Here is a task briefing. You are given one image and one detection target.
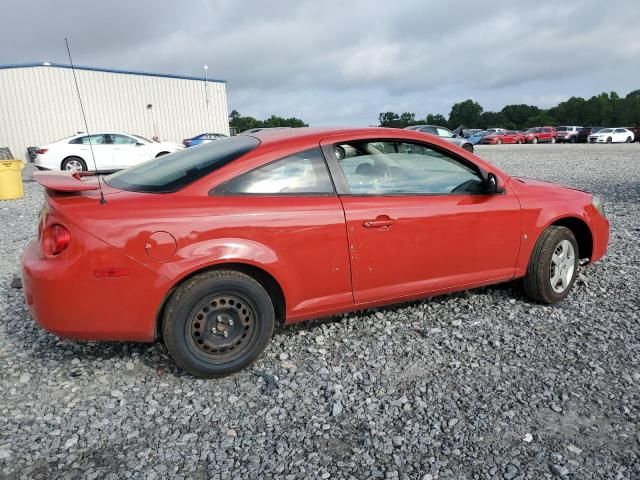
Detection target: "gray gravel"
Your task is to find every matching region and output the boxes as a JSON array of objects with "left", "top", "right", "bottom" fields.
[{"left": 1, "top": 144, "right": 639, "bottom": 479}]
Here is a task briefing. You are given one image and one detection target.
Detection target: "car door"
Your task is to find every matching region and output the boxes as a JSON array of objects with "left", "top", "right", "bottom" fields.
[
  {"left": 68, "top": 134, "right": 114, "bottom": 170},
  {"left": 321, "top": 136, "right": 522, "bottom": 304},
  {"left": 109, "top": 134, "right": 147, "bottom": 169},
  {"left": 613, "top": 129, "right": 627, "bottom": 142}
]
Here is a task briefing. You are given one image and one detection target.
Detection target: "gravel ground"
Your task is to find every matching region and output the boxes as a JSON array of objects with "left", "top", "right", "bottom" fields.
[{"left": 1, "top": 144, "right": 638, "bottom": 479}]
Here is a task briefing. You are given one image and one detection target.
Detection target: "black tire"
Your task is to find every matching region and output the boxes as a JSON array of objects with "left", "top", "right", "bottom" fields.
[
  {"left": 606, "top": 137, "right": 612, "bottom": 144},
  {"left": 61, "top": 156, "right": 87, "bottom": 172},
  {"left": 569, "top": 136, "right": 576, "bottom": 143},
  {"left": 523, "top": 226, "right": 578, "bottom": 304},
  {"left": 162, "top": 270, "right": 275, "bottom": 378},
  {"left": 156, "top": 151, "right": 170, "bottom": 158},
  {"left": 625, "top": 137, "right": 632, "bottom": 143},
  {"left": 462, "top": 143, "right": 474, "bottom": 153}
]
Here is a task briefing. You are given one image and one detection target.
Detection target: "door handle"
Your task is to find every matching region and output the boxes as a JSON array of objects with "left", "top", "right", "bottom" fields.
[{"left": 363, "top": 216, "right": 397, "bottom": 228}]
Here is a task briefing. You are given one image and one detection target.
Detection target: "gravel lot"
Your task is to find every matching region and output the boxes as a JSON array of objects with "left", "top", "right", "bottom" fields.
[{"left": 1, "top": 144, "right": 638, "bottom": 479}]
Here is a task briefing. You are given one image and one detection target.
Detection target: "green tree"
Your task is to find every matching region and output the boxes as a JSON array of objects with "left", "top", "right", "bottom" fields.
[
  {"left": 229, "top": 111, "right": 308, "bottom": 132},
  {"left": 426, "top": 113, "right": 448, "bottom": 126},
  {"left": 448, "top": 100, "right": 483, "bottom": 129}
]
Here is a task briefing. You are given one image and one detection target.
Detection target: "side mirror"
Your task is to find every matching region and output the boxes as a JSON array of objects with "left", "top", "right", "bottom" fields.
[{"left": 485, "top": 172, "right": 505, "bottom": 194}]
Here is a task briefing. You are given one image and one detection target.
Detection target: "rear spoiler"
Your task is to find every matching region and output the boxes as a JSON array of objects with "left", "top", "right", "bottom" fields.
[{"left": 32, "top": 171, "right": 100, "bottom": 192}]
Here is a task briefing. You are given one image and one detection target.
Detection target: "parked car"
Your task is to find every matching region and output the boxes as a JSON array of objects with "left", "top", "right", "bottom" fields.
[
  {"left": 588, "top": 128, "right": 635, "bottom": 143},
  {"left": 183, "top": 133, "right": 228, "bottom": 147},
  {"left": 34, "top": 133, "right": 183, "bottom": 172},
  {"left": 576, "top": 127, "right": 605, "bottom": 143},
  {"left": 463, "top": 128, "right": 483, "bottom": 138},
  {"left": 480, "top": 130, "right": 525, "bottom": 145},
  {"left": 404, "top": 125, "right": 474, "bottom": 152},
  {"left": 555, "top": 126, "right": 582, "bottom": 143},
  {"left": 468, "top": 130, "right": 490, "bottom": 145},
  {"left": 22, "top": 127, "right": 609, "bottom": 378},
  {"left": 523, "top": 127, "right": 557, "bottom": 144},
  {"left": 624, "top": 127, "right": 640, "bottom": 142}
]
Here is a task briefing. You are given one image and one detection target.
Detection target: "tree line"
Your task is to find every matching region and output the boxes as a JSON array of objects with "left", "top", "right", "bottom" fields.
[
  {"left": 229, "top": 110, "right": 308, "bottom": 133},
  {"left": 378, "top": 90, "right": 640, "bottom": 130}
]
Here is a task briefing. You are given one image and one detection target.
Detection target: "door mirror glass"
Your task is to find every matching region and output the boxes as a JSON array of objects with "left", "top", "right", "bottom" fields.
[{"left": 485, "top": 172, "right": 504, "bottom": 194}]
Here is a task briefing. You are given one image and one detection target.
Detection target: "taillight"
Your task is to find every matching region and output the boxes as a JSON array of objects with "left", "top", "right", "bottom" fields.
[
  {"left": 36, "top": 148, "right": 48, "bottom": 155},
  {"left": 43, "top": 224, "right": 71, "bottom": 256}
]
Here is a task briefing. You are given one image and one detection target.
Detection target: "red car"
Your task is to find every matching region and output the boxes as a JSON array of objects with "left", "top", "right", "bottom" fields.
[
  {"left": 21, "top": 128, "right": 609, "bottom": 378},
  {"left": 524, "top": 126, "right": 558, "bottom": 144},
  {"left": 480, "top": 130, "right": 525, "bottom": 145}
]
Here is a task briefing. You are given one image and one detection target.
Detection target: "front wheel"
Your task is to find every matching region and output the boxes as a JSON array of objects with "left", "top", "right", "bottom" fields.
[
  {"left": 532, "top": 137, "right": 538, "bottom": 144},
  {"left": 523, "top": 226, "right": 578, "bottom": 304},
  {"left": 517, "top": 139, "right": 522, "bottom": 144},
  {"left": 162, "top": 270, "right": 275, "bottom": 378},
  {"left": 550, "top": 137, "right": 556, "bottom": 144},
  {"left": 462, "top": 143, "right": 474, "bottom": 153},
  {"left": 606, "top": 137, "right": 612, "bottom": 144}
]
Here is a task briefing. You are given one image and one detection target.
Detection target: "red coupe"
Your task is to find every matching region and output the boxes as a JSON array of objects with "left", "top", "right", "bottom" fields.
[
  {"left": 21, "top": 128, "right": 609, "bottom": 377},
  {"left": 479, "top": 131, "right": 525, "bottom": 145}
]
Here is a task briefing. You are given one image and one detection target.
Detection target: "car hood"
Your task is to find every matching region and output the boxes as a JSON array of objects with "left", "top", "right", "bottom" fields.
[{"left": 513, "top": 176, "right": 590, "bottom": 194}]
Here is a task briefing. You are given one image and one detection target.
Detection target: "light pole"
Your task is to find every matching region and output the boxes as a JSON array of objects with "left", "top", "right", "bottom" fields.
[{"left": 204, "top": 65, "right": 210, "bottom": 131}]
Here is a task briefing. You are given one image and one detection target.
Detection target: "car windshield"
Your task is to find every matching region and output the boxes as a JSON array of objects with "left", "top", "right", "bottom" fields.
[
  {"left": 132, "top": 134, "right": 153, "bottom": 143},
  {"left": 105, "top": 135, "right": 260, "bottom": 193},
  {"left": 597, "top": 128, "right": 613, "bottom": 134},
  {"left": 556, "top": 127, "right": 568, "bottom": 131}
]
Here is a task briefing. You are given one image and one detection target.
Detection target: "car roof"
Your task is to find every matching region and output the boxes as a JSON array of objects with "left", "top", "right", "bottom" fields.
[{"left": 243, "top": 126, "right": 420, "bottom": 144}]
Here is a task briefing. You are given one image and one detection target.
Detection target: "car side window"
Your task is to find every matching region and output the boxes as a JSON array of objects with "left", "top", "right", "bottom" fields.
[
  {"left": 614, "top": 129, "right": 626, "bottom": 134},
  {"left": 436, "top": 127, "right": 454, "bottom": 138},
  {"left": 420, "top": 127, "right": 437, "bottom": 135},
  {"left": 216, "top": 148, "right": 334, "bottom": 195},
  {"left": 69, "top": 134, "right": 107, "bottom": 145},
  {"left": 335, "top": 140, "right": 484, "bottom": 195},
  {"left": 111, "top": 134, "right": 137, "bottom": 145}
]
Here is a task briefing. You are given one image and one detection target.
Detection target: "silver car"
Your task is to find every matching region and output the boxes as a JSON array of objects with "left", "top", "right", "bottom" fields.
[{"left": 404, "top": 125, "right": 474, "bottom": 152}]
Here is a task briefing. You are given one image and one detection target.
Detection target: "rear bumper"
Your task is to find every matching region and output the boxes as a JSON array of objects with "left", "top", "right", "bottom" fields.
[{"left": 21, "top": 236, "right": 169, "bottom": 342}]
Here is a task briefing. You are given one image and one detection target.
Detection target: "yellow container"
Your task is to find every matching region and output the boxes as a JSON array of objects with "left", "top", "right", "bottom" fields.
[{"left": 0, "top": 160, "right": 24, "bottom": 200}]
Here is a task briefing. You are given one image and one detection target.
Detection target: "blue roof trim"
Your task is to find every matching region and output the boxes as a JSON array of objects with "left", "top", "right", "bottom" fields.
[{"left": 0, "top": 62, "right": 226, "bottom": 83}]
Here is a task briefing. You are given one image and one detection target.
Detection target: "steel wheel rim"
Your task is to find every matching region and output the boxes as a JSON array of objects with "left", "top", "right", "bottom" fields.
[
  {"left": 185, "top": 293, "right": 258, "bottom": 363},
  {"left": 65, "top": 160, "right": 83, "bottom": 171},
  {"left": 549, "top": 240, "right": 575, "bottom": 293}
]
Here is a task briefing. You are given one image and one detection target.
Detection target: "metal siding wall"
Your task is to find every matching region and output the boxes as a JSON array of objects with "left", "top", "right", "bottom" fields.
[{"left": 0, "top": 66, "right": 229, "bottom": 160}]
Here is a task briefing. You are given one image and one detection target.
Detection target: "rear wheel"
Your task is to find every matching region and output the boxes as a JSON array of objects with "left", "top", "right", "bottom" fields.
[
  {"left": 462, "top": 143, "right": 474, "bottom": 152},
  {"left": 626, "top": 137, "right": 632, "bottom": 143},
  {"left": 61, "top": 156, "right": 87, "bottom": 172},
  {"left": 162, "top": 270, "right": 275, "bottom": 378},
  {"left": 523, "top": 226, "right": 578, "bottom": 304}
]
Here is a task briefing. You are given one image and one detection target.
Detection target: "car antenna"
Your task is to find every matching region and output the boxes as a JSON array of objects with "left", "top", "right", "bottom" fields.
[{"left": 64, "top": 37, "right": 107, "bottom": 205}]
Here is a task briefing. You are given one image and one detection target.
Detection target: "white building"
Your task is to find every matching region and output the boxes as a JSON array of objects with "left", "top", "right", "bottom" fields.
[{"left": 0, "top": 62, "right": 229, "bottom": 161}]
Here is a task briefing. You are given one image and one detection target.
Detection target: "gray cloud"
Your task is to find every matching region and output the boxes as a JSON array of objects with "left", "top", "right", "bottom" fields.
[{"left": 2, "top": 0, "right": 639, "bottom": 125}]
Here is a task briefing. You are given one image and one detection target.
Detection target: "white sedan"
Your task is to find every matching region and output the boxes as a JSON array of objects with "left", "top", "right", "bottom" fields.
[
  {"left": 34, "top": 133, "right": 184, "bottom": 171},
  {"left": 588, "top": 128, "right": 635, "bottom": 144}
]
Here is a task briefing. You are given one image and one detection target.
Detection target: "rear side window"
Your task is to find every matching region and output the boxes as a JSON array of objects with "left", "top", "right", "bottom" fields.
[
  {"left": 215, "top": 148, "right": 334, "bottom": 195},
  {"left": 105, "top": 136, "right": 260, "bottom": 193}
]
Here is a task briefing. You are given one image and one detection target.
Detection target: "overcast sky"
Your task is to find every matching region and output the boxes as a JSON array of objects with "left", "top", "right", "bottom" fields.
[{"left": 2, "top": 0, "right": 639, "bottom": 125}]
